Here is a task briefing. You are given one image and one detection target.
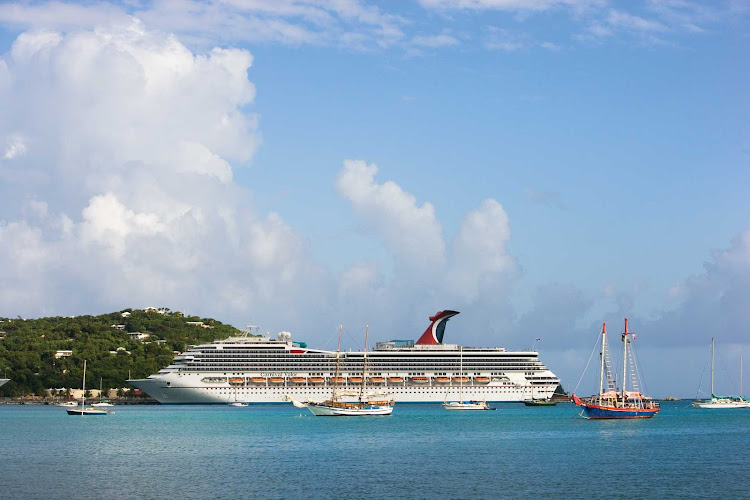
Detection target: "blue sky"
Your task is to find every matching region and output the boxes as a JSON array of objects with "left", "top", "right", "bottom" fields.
[{"left": 0, "top": 0, "right": 748, "bottom": 397}]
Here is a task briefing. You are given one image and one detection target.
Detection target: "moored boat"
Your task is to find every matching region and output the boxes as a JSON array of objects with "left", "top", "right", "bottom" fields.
[
  {"left": 66, "top": 361, "right": 109, "bottom": 416},
  {"left": 572, "top": 320, "right": 659, "bottom": 419},
  {"left": 693, "top": 339, "right": 750, "bottom": 409},
  {"left": 292, "top": 325, "right": 394, "bottom": 417},
  {"left": 523, "top": 399, "right": 557, "bottom": 407},
  {"left": 443, "top": 347, "right": 493, "bottom": 411}
]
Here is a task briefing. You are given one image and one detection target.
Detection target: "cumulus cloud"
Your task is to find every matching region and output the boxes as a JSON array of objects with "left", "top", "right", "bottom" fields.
[
  {"left": 335, "top": 159, "right": 520, "bottom": 337},
  {"left": 0, "top": 21, "right": 330, "bottom": 328},
  {"left": 647, "top": 229, "right": 750, "bottom": 345},
  {"left": 446, "top": 199, "right": 517, "bottom": 302},
  {"left": 335, "top": 159, "right": 446, "bottom": 277}
]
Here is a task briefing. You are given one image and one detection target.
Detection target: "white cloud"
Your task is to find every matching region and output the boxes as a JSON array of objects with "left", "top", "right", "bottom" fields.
[
  {"left": 0, "top": 21, "right": 329, "bottom": 328},
  {"left": 411, "top": 34, "right": 460, "bottom": 48},
  {"left": 418, "top": 0, "right": 584, "bottom": 11},
  {"left": 446, "top": 199, "right": 517, "bottom": 302},
  {"left": 607, "top": 9, "right": 666, "bottom": 32},
  {"left": 335, "top": 159, "right": 446, "bottom": 276},
  {"left": 335, "top": 160, "right": 520, "bottom": 326},
  {"left": 644, "top": 230, "right": 750, "bottom": 345},
  {"left": 2, "top": 134, "right": 28, "bottom": 160}
]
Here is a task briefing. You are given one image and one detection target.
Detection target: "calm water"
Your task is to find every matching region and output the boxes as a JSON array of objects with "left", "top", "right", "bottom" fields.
[{"left": 1, "top": 402, "right": 749, "bottom": 499}]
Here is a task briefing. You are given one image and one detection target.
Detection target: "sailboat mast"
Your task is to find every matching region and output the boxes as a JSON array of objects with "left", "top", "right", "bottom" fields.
[
  {"left": 621, "top": 319, "right": 629, "bottom": 401},
  {"left": 599, "top": 323, "right": 606, "bottom": 403},
  {"left": 82, "top": 360, "right": 87, "bottom": 410},
  {"left": 459, "top": 346, "right": 463, "bottom": 403},
  {"left": 359, "top": 325, "right": 369, "bottom": 402},
  {"left": 710, "top": 337, "right": 714, "bottom": 396},
  {"left": 332, "top": 325, "right": 343, "bottom": 396}
]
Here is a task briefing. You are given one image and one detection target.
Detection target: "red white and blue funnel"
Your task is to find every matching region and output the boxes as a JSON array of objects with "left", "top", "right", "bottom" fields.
[{"left": 415, "top": 310, "right": 460, "bottom": 345}]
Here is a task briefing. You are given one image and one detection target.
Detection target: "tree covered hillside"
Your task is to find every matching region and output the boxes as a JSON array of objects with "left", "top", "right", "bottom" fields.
[{"left": 0, "top": 308, "right": 243, "bottom": 397}]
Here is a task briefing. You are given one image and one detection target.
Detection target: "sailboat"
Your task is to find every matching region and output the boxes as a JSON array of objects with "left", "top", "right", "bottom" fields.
[
  {"left": 91, "top": 377, "right": 114, "bottom": 407},
  {"left": 228, "top": 386, "right": 249, "bottom": 407},
  {"left": 302, "top": 325, "right": 395, "bottom": 416},
  {"left": 443, "top": 346, "right": 492, "bottom": 410},
  {"left": 523, "top": 382, "right": 557, "bottom": 406},
  {"left": 572, "top": 319, "right": 660, "bottom": 419},
  {"left": 692, "top": 338, "right": 750, "bottom": 409},
  {"left": 66, "top": 360, "right": 109, "bottom": 416}
]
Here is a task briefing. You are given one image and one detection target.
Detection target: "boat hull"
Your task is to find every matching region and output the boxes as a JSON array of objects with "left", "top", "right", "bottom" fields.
[
  {"left": 128, "top": 375, "right": 556, "bottom": 404},
  {"left": 306, "top": 402, "right": 393, "bottom": 416},
  {"left": 523, "top": 400, "right": 557, "bottom": 407},
  {"left": 443, "top": 402, "right": 492, "bottom": 410},
  {"left": 66, "top": 408, "right": 109, "bottom": 416},
  {"left": 579, "top": 403, "right": 659, "bottom": 419},
  {"left": 692, "top": 400, "right": 750, "bottom": 409}
]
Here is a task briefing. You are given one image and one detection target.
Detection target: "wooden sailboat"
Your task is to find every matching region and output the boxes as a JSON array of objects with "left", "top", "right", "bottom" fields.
[
  {"left": 443, "top": 346, "right": 492, "bottom": 410},
  {"left": 302, "top": 325, "right": 395, "bottom": 416},
  {"left": 692, "top": 339, "right": 750, "bottom": 409},
  {"left": 572, "top": 320, "right": 659, "bottom": 419},
  {"left": 66, "top": 360, "right": 109, "bottom": 416}
]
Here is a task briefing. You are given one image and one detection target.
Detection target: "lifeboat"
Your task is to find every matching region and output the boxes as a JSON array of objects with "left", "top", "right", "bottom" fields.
[
  {"left": 329, "top": 377, "right": 346, "bottom": 383},
  {"left": 388, "top": 377, "right": 404, "bottom": 383},
  {"left": 474, "top": 376, "right": 490, "bottom": 384},
  {"left": 290, "top": 377, "right": 307, "bottom": 384},
  {"left": 308, "top": 377, "right": 325, "bottom": 384},
  {"left": 269, "top": 377, "right": 285, "bottom": 384},
  {"left": 434, "top": 377, "right": 450, "bottom": 384},
  {"left": 410, "top": 376, "right": 429, "bottom": 384},
  {"left": 229, "top": 377, "right": 244, "bottom": 384},
  {"left": 369, "top": 377, "right": 385, "bottom": 383},
  {"left": 349, "top": 377, "right": 363, "bottom": 383},
  {"left": 249, "top": 377, "right": 266, "bottom": 384},
  {"left": 452, "top": 377, "right": 469, "bottom": 384}
]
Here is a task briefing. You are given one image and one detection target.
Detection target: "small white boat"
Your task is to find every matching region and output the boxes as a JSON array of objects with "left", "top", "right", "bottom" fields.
[
  {"left": 229, "top": 402, "right": 249, "bottom": 407},
  {"left": 443, "top": 347, "right": 493, "bottom": 411},
  {"left": 57, "top": 401, "right": 79, "bottom": 407},
  {"left": 92, "top": 402, "right": 115, "bottom": 407},
  {"left": 693, "top": 338, "right": 750, "bottom": 409},
  {"left": 443, "top": 400, "right": 493, "bottom": 411}
]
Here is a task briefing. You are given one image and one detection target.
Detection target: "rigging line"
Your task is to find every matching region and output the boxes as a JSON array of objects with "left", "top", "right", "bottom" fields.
[
  {"left": 573, "top": 333, "right": 601, "bottom": 394},
  {"left": 629, "top": 341, "right": 647, "bottom": 395},
  {"left": 695, "top": 341, "right": 710, "bottom": 398}
]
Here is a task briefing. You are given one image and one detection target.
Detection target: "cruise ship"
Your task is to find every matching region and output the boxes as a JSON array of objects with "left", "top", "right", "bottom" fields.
[{"left": 128, "top": 310, "right": 560, "bottom": 404}]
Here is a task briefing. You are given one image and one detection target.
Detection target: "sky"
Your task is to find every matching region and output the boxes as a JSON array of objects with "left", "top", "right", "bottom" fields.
[{"left": 0, "top": 0, "right": 748, "bottom": 398}]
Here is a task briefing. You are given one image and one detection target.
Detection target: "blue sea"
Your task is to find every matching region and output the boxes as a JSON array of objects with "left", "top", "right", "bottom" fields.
[{"left": 1, "top": 401, "right": 749, "bottom": 499}]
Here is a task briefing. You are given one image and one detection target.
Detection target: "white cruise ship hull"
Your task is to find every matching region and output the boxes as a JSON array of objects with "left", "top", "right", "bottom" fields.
[{"left": 129, "top": 373, "right": 557, "bottom": 404}]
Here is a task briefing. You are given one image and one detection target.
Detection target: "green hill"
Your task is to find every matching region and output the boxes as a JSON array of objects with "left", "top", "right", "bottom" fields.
[{"left": 0, "top": 308, "right": 243, "bottom": 397}]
